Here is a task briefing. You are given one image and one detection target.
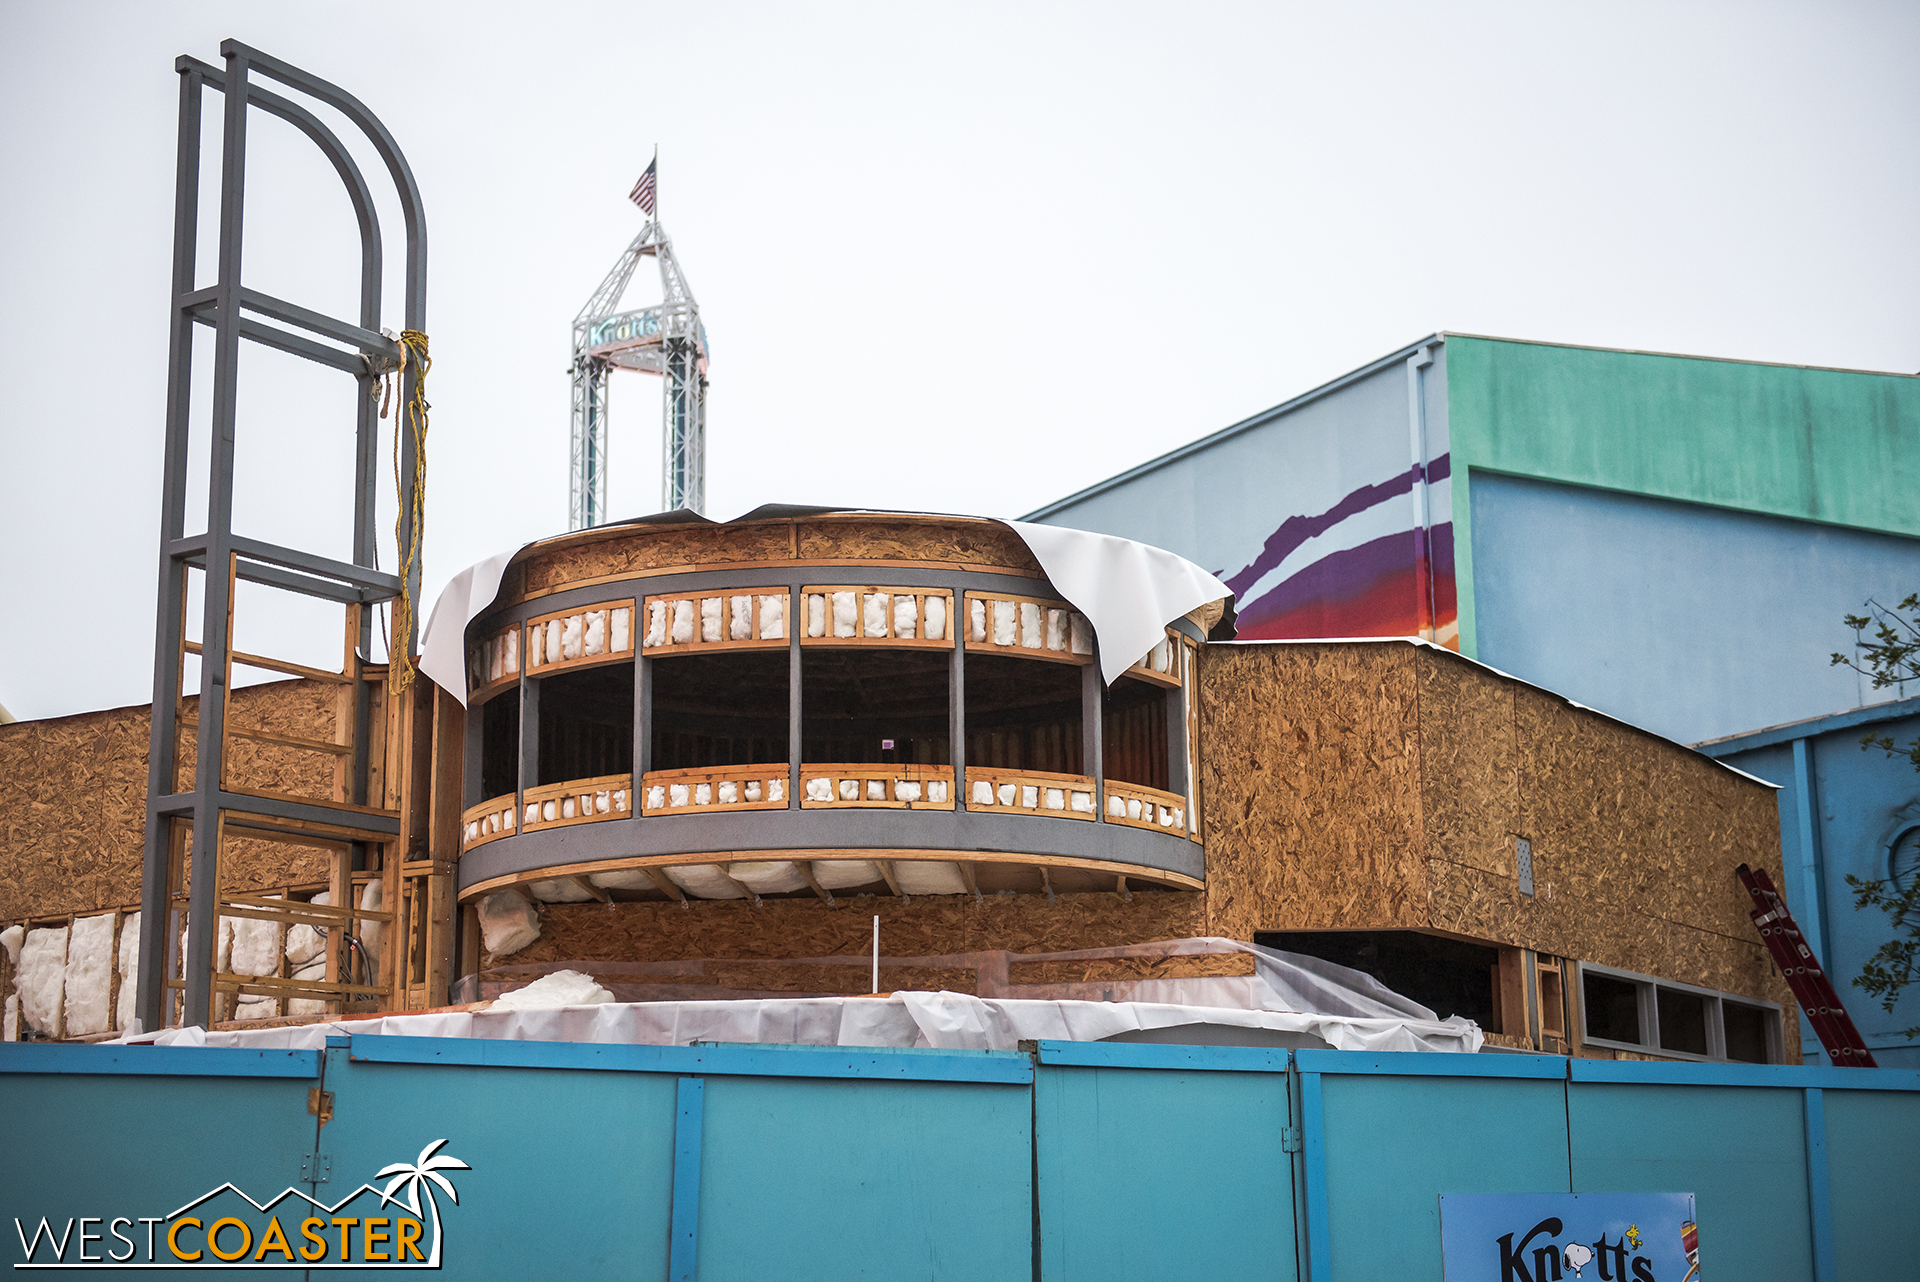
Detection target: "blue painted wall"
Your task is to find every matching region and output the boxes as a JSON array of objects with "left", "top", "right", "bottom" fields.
[
  {"left": 1702, "top": 700, "right": 1920, "bottom": 1068},
  {"left": 1467, "top": 473, "right": 1920, "bottom": 743}
]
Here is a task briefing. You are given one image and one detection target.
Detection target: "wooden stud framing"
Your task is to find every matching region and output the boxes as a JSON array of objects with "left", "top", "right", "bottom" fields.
[
  {"left": 642, "top": 589, "right": 789, "bottom": 656},
  {"left": 1101, "top": 780, "right": 1189, "bottom": 834},
  {"left": 1122, "top": 627, "right": 1184, "bottom": 689},
  {"left": 799, "top": 764, "right": 956, "bottom": 811},
  {"left": 641, "top": 764, "right": 788, "bottom": 816},
  {"left": 523, "top": 598, "right": 637, "bottom": 677},
  {"left": 961, "top": 767, "right": 1098, "bottom": 820},
  {"left": 797, "top": 587, "right": 956, "bottom": 650},
  {"left": 961, "top": 590, "right": 1092, "bottom": 666},
  {"left": 521, "top": 773, "right": 635, "bottom": 835}
]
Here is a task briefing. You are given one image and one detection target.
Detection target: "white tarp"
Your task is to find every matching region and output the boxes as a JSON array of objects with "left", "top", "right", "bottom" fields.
[
  {"left": 419, "top": 512, "right": 1229, "bottom": 704},
  {"left": 1004, "top": 519, "right": 1229, "bottom": 686},
  {"left": 123, "top": 991, "right": 1479, "bottom": 1055}
]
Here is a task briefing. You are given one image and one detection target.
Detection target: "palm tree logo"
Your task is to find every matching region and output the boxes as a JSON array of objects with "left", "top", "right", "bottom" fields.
[{"left": 376, "top": 1139, "right": 471, "bottom": 1266}]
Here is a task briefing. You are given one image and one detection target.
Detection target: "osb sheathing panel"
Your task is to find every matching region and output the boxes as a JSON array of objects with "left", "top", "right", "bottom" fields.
[
  {"left": 0, "top": 679, "right": 342, "bottom": 921},
  {"left": 1416, "top": 655, "right": 1518, "bottom": 878},
  {"left": 502, "top": 890, "right": 1207, "bottom": 969},
  {"left": 1200, "top": 644, "right": 1430, "bottom": 942},
  {"left": 512, "top": 522, "right": 797, "bottom": 599},
  {"left": 1201, "top": 642, "right": 1791, "bottom": 1015},
  {"left": 793, "top": 519, "right": 1040, "bottom": 575},
  {"left": 500, "top": 517, "right": 1045, "bottom": 606}
]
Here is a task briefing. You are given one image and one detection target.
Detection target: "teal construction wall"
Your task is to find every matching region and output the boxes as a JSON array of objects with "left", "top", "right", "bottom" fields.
[{"left": 4, "top": 1037, "right": 1917, "bottom": 1281}]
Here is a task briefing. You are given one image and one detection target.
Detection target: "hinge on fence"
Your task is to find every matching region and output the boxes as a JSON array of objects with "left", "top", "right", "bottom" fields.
[
  {"left": 300, "top": 1153, "right": 332, "bottom": 1185},
  {"left": 308, "top": 1087, "right": 334, "bottom": 1126},
  {"left": 1280, "top": 1126, "right": 1302, "bottom": 1153}
]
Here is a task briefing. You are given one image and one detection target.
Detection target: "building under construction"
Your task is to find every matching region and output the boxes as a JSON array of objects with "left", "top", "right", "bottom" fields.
[
  {"left": 11, "top": 38, "right": 1920, "bottom": 1282},
  {"left": 0, "top": 42, "right": 1812, "bottom": 1067}
]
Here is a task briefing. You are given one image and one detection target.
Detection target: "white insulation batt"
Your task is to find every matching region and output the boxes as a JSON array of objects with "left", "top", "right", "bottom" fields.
[
  {"left": 665, "top": 864, "right": 749, "bottom": 899},
  {"left": 115, "top": 912, "right": 141, "bottom": 1032},
  {"left": 478, "top": 891, "right": 541, "bottom": 957},
  {"left": 588, "top": 869, "right": 661, "bottom": 892},
  {"left": 528, "top": 878, "right": 598, "bottom": 904},
  {"left": 726, "top": 861, "right": 809, "bottom": 895},
  {"left": 62, "top": 913, "right": 116, "bottom": 1037},
  {"left": 15, "top": 926, "right": 69, "bottom": 1035},
  {"left": 1, "top": 924, "right": 22, "bottom": 967},
  {"left": 893, "top": 862, "right": 970, "bottom": 896},
  {"left": 3, "top": 996, "right": 16, "bottom": 1042},
  {"left": 811, "top": 859, "right": 883, "bottom": 890}
]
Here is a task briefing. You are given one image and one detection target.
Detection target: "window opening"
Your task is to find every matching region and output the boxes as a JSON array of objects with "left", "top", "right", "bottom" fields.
[
  {"left": 651, "top": 651, "right": 790, "bottom": 771},
  {"left": 1103, "top": 675, "right": 1169, "bottom": 790},
  {"left": 479, "top": 694, "right": 520, "bottom": 800},
  {"left": 1582, "top": 971, "right": 1643, "bottom": 1045},
  {"left": 1722, "top": 1002, "right": 1770, "bottom": 1063},
  {"left": 1255, "top": 930, "right": 1500, "bottom": 1028},
  {"left": 536, "top": 664, "right": 633, "bottom": 786},
  {"left": 801, "top": 650, "right": 949, "bottom": 765},
  {"left": 1656, "top": 986, "right": 1710, "bottom": 1056},
  {"left": 964, "top": 652, "right": 1082, "bottom": 774},
  {"left": 1579, "top": 961, "right": 1779, "bottom": 1062}
]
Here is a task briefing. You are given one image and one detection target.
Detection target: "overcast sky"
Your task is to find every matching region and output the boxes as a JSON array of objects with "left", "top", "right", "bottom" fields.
[{"left": 3, "top": 0, "right": 1917, "bottom": 721}]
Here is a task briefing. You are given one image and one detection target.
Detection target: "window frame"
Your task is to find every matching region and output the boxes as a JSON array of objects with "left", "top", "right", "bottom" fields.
[{"left": 1574, "top": 960, "right": 1783, "bottom": 1064}]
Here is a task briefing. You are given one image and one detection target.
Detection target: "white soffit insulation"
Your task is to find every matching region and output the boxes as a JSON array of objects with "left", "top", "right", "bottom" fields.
[
  {"left": 527, "top": 878, "right": 598, "bottom": 904},
  {"left": 892, "top": 861, "right": 970, "bottom": 896},
  {"left": 727, "top": 861, "right": 809, "bottom": 895},
  {"left": 664, "top": 864, "right": 749, "bottom": 899},
  {"left": 420, "top": 512, "right": 1230, "bottom": 702}
]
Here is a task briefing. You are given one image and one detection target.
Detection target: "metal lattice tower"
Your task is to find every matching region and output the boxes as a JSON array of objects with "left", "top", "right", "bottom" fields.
[{"left": 568, "top": 218, "right": 709, "bottom": 527}]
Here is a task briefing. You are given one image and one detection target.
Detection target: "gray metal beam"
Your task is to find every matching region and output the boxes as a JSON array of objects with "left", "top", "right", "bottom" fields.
[{"left": 138, "top": 40, "right": 427, "bottom": 1031}]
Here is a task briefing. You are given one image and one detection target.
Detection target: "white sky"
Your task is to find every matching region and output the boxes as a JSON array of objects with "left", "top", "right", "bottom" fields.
[{"left": 3, "top": 1, "right": 1917, "bottom": 721}]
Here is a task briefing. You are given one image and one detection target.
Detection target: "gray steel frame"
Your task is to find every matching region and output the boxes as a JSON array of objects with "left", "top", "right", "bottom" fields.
[
  {"left": 568, "top": 220, "right": 708, "bottom": 528},
  {"left": 135, "top": 42, "right": 428, "bottom": 1031}
]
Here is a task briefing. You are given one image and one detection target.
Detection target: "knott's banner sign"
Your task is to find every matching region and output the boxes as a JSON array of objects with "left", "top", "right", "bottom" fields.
[
  {"left": 11, "top": 1141, "right": 468, "bottom": 1270},
  {"left": 1440, "top": 1192, "right": 1699, "bottom": 1282}
]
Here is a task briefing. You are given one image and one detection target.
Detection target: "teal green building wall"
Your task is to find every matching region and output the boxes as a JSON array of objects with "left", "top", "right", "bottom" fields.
[{"left": 1445, "top": 335, "right": 1920, "bottom": 660}]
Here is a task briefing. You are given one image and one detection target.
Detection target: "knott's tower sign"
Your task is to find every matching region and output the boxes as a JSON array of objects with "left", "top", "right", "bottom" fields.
[{"left": 11, "top": 1141, "right": 468, "bottom": 1270}]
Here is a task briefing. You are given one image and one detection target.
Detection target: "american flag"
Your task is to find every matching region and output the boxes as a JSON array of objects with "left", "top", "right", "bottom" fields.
[{"left": 629, "top": 158, "right": 657, "bottom": 215}]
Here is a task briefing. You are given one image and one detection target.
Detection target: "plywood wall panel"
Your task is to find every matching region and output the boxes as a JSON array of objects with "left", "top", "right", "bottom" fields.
[
  {"left": 794, "top": 519, "right": 1040, "bottom": 574},
  {"left": 1417, "top": 653, "right": 1518, "bottom": 878},
  {"left": 1199, "top": 644, "right": 1429, "bottom": 942},
  {"left": 514, "top": 522, "right": 797, "bottom": 599},
  {"left": 0, "top": 679, "right": 350, "bottom": 922}
]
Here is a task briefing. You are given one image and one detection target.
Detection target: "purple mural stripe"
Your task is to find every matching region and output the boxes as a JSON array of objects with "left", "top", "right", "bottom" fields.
[
  {"left": 1235, "top": 530, "right": 1419, "bottom": 628},
  {"left": 1427, "top": 453, "right": 1450, "bottom": 484},
  {"left": 1223, "top": 454, "right": 1451, "bottom": 597}
]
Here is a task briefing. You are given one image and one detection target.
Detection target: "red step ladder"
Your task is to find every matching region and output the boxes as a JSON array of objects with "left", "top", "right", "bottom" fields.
[{"left": 1736, "top": 864, "right": 1877, "bottom": 1067}]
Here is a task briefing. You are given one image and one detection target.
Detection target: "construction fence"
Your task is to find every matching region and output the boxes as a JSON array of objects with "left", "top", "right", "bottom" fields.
[{"left": 1, "top": 1038, "right": 1915, "bottom": 1279}]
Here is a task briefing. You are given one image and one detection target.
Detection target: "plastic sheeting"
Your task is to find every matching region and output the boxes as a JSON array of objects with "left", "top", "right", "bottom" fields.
[
  {"left": 124, "top": 993, "right": 1478, "bottom": 1054},
  {"left": 420, "top": 511, "right": 1230, "bottom": 704},
  {"left": 115, "top": 941, "right": 1482, "bottom": 1054}
]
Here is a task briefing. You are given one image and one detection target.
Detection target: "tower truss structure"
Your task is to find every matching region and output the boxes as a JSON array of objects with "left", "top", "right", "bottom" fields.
[{"left": 568, "top": 219, "right": 709, "bottom": 527}]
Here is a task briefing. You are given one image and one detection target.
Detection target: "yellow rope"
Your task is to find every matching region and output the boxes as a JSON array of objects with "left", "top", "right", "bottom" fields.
[{"left": 388, "top": 329, "right": 430, "bottom": 693}]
